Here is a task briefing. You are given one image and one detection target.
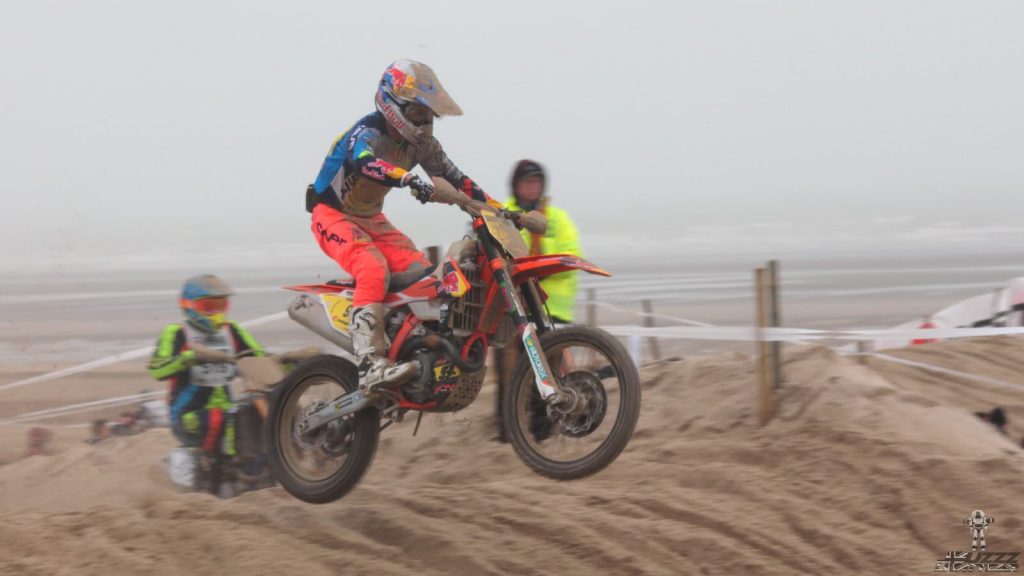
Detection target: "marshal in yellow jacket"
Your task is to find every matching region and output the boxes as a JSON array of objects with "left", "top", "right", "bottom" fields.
[{"left": 503, "top": 196, "right": 582, "bottom": 323}]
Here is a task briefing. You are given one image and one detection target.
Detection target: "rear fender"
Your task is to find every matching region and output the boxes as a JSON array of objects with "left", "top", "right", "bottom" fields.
[{"left": 284, "top": 282, "right": 352, "bottom": 295}]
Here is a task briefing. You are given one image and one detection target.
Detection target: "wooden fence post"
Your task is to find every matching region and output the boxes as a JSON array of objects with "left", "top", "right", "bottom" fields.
[
  {"left": 641, "top": 299, "right": 661, "bottom": 362},
  {"left": 586, "top": 288, "right": 597, "bottom": 327},
  {"left": 426, "top": 245, "right": 440, "bottom": 266},
  {"left": 768, "top": 260, "right": 783, "bottom": 387},
  {"left": 855, "top": 341, "right": 869, "bottom": 365},
  {"left": 755, "top": 267, "right": 774, "bottom": 426}
]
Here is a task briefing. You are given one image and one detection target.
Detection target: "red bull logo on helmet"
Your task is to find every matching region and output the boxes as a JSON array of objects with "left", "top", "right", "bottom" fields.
[{"left": 383, "top": 63, "right": 418, "bottom": 100}]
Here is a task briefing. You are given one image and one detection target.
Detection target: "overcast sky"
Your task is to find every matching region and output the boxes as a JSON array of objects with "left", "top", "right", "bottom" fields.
[{"left": 1, "top": 0, "right": 1022, "bottom": 271}]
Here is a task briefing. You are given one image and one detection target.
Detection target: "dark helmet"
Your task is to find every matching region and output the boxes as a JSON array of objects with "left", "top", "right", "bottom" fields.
[{"left": 510, "top": 159, "right": 547, "bottom": 209}]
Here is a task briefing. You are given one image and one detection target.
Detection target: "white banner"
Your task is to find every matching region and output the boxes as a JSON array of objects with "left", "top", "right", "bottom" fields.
[{"left": 872, "top": 277, "right": 1024, "bottom": 350}]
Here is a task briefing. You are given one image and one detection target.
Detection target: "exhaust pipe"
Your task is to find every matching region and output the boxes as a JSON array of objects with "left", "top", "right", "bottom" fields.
[{"left": 287, "top": 294, "right": 355, "bottom": 355}]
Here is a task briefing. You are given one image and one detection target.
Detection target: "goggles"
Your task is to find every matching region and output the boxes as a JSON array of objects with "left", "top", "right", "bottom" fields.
[
  {"left": 403, "top": 102, "right": 436, "bottom": 126},
  {"left": 181, "top": 296, "right": 229, "bottom": 315}
]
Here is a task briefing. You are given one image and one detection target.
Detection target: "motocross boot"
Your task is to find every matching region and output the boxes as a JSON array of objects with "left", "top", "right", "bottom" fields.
[{"left": 350, "top": 303, "right": 417, "bottom": 395}]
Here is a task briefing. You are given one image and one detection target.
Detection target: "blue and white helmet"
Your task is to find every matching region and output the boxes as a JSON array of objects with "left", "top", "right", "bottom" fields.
[
  {"left": 375, "top": 60, "right": 463, "bottom": 145},
  {"left": 179, "top": 274, "right": 233, "bottom": 333}
]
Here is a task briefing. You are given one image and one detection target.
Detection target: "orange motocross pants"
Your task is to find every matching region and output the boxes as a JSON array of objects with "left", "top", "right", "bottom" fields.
[{"left": 311, "top": 204, "right": 430, "bottom": 307}]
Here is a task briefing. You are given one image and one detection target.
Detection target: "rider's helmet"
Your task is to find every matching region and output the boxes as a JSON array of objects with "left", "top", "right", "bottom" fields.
[
  {"left": 180, "top": 274, "right": 233, "bottom": 334},
  {"left": 375, "top": 60, "right": 463, "bottom": 145},
  {"left": 510, "top": 159, "right": 547, "bottom": 211}
]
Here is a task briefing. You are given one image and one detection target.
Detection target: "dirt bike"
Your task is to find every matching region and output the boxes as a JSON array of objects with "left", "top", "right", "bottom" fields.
[
  {"left": 266, "top": 178, "right": 641, "bottom": 504},
  {"left": 167, "top": 351, "right": 312, "bottom": 497}
]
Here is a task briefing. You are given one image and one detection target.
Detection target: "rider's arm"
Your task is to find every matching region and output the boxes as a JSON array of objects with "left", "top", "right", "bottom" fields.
[
  {"left": 417, "top": 138, "right": 499, "bottom": 206},
  {"left": 228, "top": 322, "right": 267, "bottom": 358},
  {"left": 148, "top": 324, "right": 194, "bottom": 380},
  {"left": 349, "top": 127, "right": 409, "bottom": 187}
]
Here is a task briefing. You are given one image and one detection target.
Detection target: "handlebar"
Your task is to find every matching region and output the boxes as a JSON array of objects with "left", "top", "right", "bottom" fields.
[
  {"left": 189, "top": 344, "right": 235, "bottom": 364},
  {"left": 430, "top": 177, "right": 547, "bottom": 235},
  {"left": 189, "top": 345, "right": 321, "bottom": 391},
  {"left": 189, "top": 344, "right": 321, "bottom": 365}
]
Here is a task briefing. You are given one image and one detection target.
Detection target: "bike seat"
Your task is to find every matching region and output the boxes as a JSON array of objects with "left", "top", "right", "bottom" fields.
[{"left": 325, "top": 263, "right": 436, "bottom": 293}]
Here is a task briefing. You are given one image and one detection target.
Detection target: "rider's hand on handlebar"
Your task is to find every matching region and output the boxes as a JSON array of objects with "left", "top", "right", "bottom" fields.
[
  {"left": 517, "top": 210, "right": 548, "bottom": 235},
  {"left": 499, "top": 208, "right": 524, "bottom": 226},
  {"left": 403, "top": 174, "right": 435, "bottom": 204},
  {"left": 189, "top": 344, "right": 235, "bottom": 364}
]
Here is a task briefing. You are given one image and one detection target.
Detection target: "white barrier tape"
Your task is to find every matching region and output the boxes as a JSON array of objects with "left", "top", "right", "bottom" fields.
[
  {"left": 589, "top": 300, "right": 713, "bottom": 327},
  {"left": 0, "top": 286, "right": 287, "bottom": 306},
  {"left": 237, "top": 311, "right": 289, "bottom": 328},
  {"left": 857, "top": 353, "right": 1024, "bottom": 393},
  {"left": 824, "top": 327, "right": 1024, "bottom": 340},
  {"left": 0, "top": 391, "right": 165, "bottom": 426},
  {"left": 3, "top": 307, "right": 1018, "bottom": 424},
  {"left": 0, "top": 421, "right": 93, "bottom": 429},
  {"left": 0, "top": 311, "right": 289, "bottom": 393},
  {"left": 0, "top": 346, "right": 155, "bottom": 393},
  {"left": 601, "top": 325, "right": 1024, "bottom": 342},
  {"left": 634, "top": 311, "right": 715, "bottom": 328},
  {"left": 604, "top": 325, "right": 814, "bottom": 342}
]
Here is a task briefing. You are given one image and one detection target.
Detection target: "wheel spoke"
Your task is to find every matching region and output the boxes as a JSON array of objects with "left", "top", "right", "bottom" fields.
[
  {"left": 278, "top": 376, "right": 351, "bottom": 483},
  {"left": 501, "top": 326, "right": 641, "bottom": 481},
  {"left": 268, "top": 356, "right": 380, "bottom": 503},
  {"left": 516, "top": 340, "right": 622, "bottom": 462}
]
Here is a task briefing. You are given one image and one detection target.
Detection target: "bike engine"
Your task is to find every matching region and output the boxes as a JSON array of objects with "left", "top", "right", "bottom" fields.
[
  {"left": 400, "top": 347, "right": 487, "bottom": 411},
  {"left": 402, "top": 349, "right": 442, "bottom": 404}
]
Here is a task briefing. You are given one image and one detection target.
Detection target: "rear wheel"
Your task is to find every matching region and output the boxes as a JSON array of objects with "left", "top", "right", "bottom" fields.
[
  {"left": 502, "top": 326, "right": 641, "bottom": 480},
  {"left": 266, "top": 355, "right": 379, "bottom": 503}
]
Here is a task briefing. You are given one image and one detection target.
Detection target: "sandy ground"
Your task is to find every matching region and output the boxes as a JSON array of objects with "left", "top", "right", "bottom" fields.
[{"left": 2, "top": 335, "right": 1023, "bottom": 575}]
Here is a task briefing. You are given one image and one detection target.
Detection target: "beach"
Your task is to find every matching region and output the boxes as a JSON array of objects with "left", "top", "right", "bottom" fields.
[{"left": 1, "top": 252, "right": 1023, "bottom": 574}]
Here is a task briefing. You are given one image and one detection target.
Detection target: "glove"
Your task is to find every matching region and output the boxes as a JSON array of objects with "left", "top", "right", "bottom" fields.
[
  {"left": 498, "top": 208, "right": 523, "bottom": 225},
  {"left": 403, "top": 174, "right": 435, "bottom": 204}
]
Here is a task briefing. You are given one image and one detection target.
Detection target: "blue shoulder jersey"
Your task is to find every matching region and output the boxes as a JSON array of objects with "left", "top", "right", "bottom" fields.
[{"left": 311, "top": 112, "right": 490, "bottom": 217}]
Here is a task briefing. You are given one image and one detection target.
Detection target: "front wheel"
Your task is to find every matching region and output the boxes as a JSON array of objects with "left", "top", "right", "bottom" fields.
[
  {"left": 265, "top": 355, "right": 379, "bottom": 503},
  {"left": 502, "top": 326, "right": 641, "bottom": 480}
]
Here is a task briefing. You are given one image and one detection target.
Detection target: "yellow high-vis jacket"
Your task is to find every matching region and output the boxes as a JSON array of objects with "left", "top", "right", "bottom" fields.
[{"left": 504, "top": 197, "right": 582, "bottom": 323}]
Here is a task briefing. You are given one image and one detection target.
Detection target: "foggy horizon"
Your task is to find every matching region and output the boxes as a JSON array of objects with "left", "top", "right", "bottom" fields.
[{"left": 2, "top": 0, "right": 1022, "bottom": 271}]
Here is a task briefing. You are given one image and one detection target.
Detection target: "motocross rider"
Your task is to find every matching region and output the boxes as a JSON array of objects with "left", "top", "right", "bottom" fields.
[
  {"left": 147, "top": 275, "right": 266, "bottom": 469},
  {"left": 307, "top": 60, "right": 498, "bottom": 395}
]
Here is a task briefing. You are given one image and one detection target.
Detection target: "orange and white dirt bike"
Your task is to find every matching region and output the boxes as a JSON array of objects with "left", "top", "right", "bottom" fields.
[{"left": 266, "top": 179, "right": 641, "bottom": 503}]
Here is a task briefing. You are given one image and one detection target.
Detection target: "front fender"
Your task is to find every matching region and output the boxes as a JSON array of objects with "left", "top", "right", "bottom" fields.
[{"left": 510, "top": 254, "right": 611, "bottom": 283}]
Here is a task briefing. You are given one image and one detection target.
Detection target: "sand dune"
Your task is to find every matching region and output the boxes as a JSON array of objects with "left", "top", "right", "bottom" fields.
[{"left": 2, "top": 338, "right": 1023, "bottom": 575}]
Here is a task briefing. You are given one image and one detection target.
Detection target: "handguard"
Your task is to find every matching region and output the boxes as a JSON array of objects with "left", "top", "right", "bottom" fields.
[
  {"left": 518, "top": 210, "right": 547, "bottom": 235},
  {"left": 237, "top": 356, "right": 286, "bottom": 390}
]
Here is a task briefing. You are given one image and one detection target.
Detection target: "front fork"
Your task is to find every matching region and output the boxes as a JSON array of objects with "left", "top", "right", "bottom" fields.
[
  {"left": 487, "top": 258, "right": 563, "bottom": 401},
  {"left": 490, "top": 264, "right": 593, "bottom": 423}
]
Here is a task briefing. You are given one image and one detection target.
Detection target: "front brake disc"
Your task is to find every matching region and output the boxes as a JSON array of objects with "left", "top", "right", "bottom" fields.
[{"left": 558, "top": 371, "right": 608, "bottom": 438}]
